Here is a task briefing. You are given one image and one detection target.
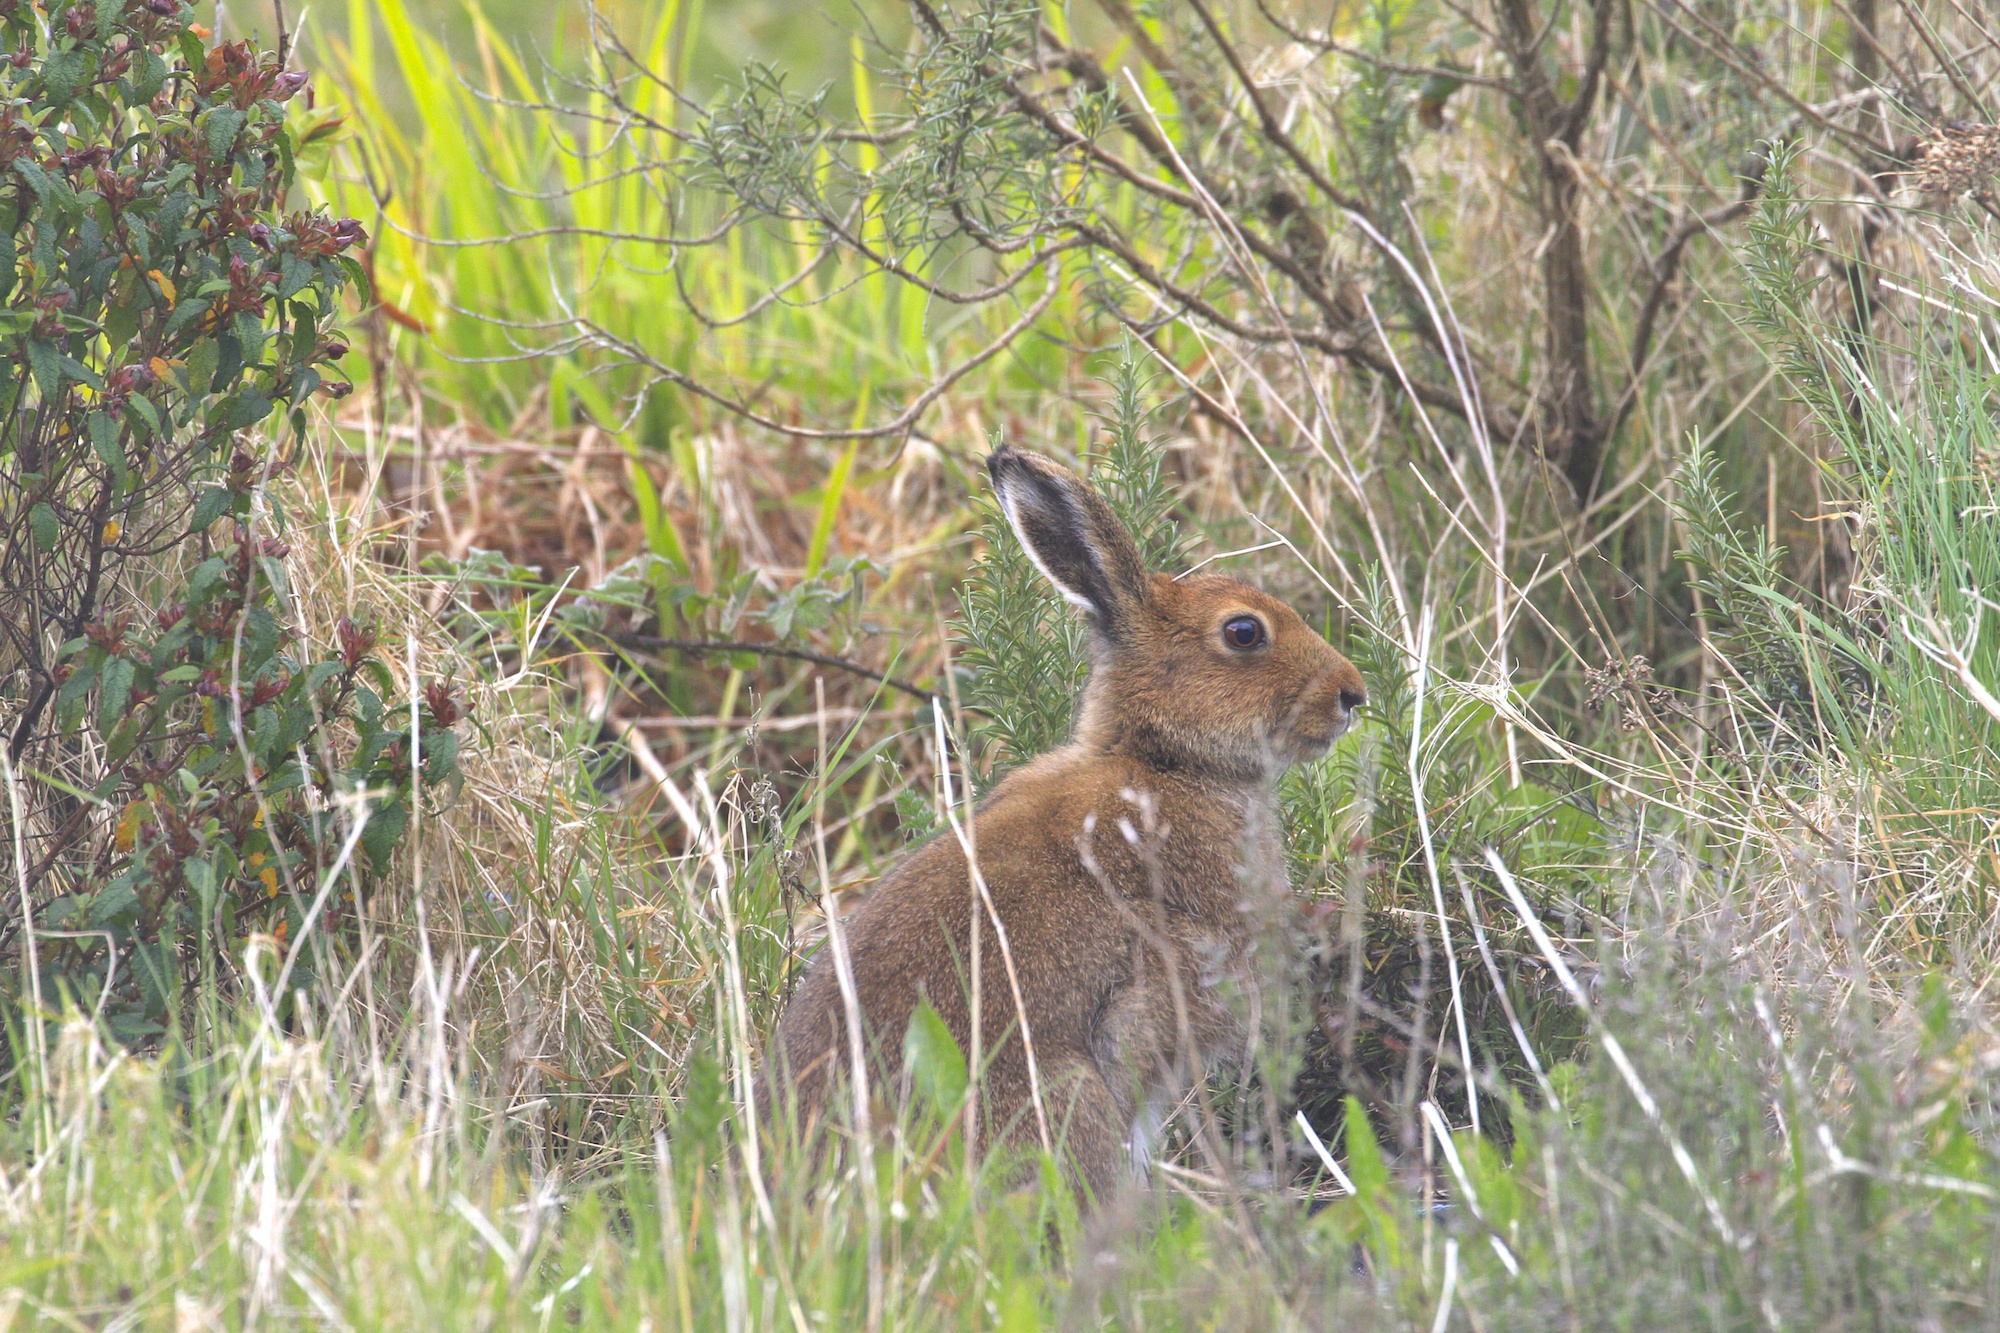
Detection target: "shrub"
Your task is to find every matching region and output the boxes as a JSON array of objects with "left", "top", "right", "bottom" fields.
[{"left": 0, "top": 1, "right": 459, "bottom": 1043}]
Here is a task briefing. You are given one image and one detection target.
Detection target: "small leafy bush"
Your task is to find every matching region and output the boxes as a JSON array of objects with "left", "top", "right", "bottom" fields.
[{"left": 0, "top": 2, "right": 460, "bottom": 1042}]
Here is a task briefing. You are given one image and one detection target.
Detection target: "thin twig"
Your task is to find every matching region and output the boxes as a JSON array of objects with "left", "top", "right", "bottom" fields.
[{"left": 599, "top": 634, "right": 952, "bottom": 708}]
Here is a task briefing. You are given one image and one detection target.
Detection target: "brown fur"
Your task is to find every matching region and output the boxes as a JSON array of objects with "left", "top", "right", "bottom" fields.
[{"left": 771, "top": 445, "right": 1365, "bottom": 1199}]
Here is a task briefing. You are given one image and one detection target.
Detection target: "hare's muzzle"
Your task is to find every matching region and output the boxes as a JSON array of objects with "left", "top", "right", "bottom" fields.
[{"left": 1287, "top": 669, "right": 1366, "bottom": 760}]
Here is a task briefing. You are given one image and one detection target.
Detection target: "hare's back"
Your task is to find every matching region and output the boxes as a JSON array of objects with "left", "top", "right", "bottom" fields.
[
  {"left": 776, "top": 747, "right": 1263, "bottom": 1102},
  {"left": 848, "top": 751, "right": 1254, "bottom": 1007}
]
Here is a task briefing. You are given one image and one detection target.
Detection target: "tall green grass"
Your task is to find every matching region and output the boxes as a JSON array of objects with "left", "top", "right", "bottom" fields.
[{"left": 305, "top": 0, "right": 1110, "bottom": 448}]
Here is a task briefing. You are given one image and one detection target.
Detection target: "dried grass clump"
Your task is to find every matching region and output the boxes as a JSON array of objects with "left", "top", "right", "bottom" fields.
[
  {"left": 1914, "top": 124, "right": 2000, "bottom": 206},
  {"left": 279, "top": 454, "right": 698, "bottom": 1111}
]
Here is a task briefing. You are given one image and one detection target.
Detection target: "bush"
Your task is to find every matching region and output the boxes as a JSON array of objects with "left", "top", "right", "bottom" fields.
[{"left": 0, "top": 1, "right": 460, "bottom": 1043}]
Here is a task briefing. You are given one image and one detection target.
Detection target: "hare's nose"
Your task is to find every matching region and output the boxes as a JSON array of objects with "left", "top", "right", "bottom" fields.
[{"left": 1339, "top": 688, "right": 1366, "bottom": 713}]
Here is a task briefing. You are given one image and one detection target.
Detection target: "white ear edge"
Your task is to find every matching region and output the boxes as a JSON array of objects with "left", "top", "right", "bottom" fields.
[{"left": 997, "top": 486, "right": 1101, "bottom": 616}]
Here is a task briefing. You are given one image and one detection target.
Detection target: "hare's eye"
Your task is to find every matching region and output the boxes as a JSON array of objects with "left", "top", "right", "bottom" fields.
[{"left": 1222, "top": 616, "right": 1266, "bottom": 650}]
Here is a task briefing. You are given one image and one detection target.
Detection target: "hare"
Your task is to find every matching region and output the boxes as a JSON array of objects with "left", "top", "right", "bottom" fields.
[{"left": 770, "top": 443, "right": 1366, "bottom": 1199}]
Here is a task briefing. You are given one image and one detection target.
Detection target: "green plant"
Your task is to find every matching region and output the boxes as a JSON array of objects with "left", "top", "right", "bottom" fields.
[
  {"left": 0, "top": 2, "right": 456, "bottom": 1043},
  {"left": 1707, "top": 144, "right": 2000, "bottom": 904},
  {"left": 34, "top": 537, "right": 468, "bottom": 1043}
]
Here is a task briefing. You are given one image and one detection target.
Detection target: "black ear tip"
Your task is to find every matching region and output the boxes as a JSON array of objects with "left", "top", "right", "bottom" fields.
[{"left": 985, "top": 440, "right": 1020, "bottom": 484}]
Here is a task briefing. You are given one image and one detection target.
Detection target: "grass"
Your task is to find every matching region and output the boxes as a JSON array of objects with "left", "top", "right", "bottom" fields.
[
  {"left": 5, "top": 798, "right": 1999, "bottom": 1328},
  {"left": 7, "top": 0, "right": 2000, "bottom": 1327}
]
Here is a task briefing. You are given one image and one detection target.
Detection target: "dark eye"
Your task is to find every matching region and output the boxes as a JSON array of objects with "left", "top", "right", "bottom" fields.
[{"left": 1222, "top": 616, "right": 1266, "bottom": 650}]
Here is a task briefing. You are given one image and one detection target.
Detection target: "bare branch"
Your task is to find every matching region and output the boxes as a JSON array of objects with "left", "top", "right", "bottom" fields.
[
  {"left": 1613, "top": 151, "right": 1774, "bottom": 436},
  {"left": 583, "top": 256, "right": 1065, "bottom": 440},
  {"left": 594, "top": 634, "right": 952, "bottom": 707}
]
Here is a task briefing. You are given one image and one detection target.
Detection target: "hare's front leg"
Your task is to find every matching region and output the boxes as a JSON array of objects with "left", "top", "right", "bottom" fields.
[{"left": 1032, "top": 1053, "right": 1134, "bottom": 1202}]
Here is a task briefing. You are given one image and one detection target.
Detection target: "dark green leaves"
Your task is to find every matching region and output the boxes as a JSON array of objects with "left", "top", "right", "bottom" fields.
[
  {"left": 30, "top": 502, "right": 58, "bottom": 551},
  {"left": 210, "top": 388, "right": 272, "bottom": 435},
  {"left": 277, "top": 252, "right": 314, "bottom": 301},
  {"left": 189, "top": 486, "right": 234, "bottom": 534},
  {"left": 3, "top": 9, "right": 382, "bottom": 1053},
  {"left": 25, "top": 339, "right": 63, "bottom": 399},
  {"left": 163, "top": 297, "right": 211, "bottom": 338},
  {"left": 39, "top": 49, "right": 89, "bottom": 105},
  {"left": 88, "top": 411, "right": 125, "bottom": 487},
  {"left": 98, "top": 655, "right": 135, "bottom": 730},
  {"left": 131, "top": 48, "right": 168, "bottom": 100},
  {"left": 359, "top": 799, "right": 408, "bottom": 873}
]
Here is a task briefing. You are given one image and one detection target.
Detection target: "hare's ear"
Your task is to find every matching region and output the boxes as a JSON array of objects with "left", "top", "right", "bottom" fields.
[{"left": 987, "top": 443, "right": 1150, "bottom": 638}]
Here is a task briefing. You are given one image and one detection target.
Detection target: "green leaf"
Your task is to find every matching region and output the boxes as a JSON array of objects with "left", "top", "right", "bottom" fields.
[
  {"left": 89, "top": 881, "right": 141, "bottom": 928},
  {"left": 1340, "top": 1096, "right": 1389, "bottom": 1193},
  {"left": 213, "top": 389, "right": 272, "bottom": 434},
  {"left": 185, "top": 857, "right": 218, "bottom": 913},
  {"left": 337, "top": 255, "right": 371, "bottom": 303},
  {"left": 903, "top": 999, "right": 968, "bottom": 1113},
  {"left": 56, "top": 662, "right": 98, "bottom": 733},
  {"left": 106, "top": 1011, "right": 165, "bottom": 1044},
  {"left": 40, "top": 49, "right": 89, "bottom": 105},
  {"left": 25, "top": 339, "right": 63, "bottom": 401},
  {"left": 251, "top": 703, "right": 281, "bottom": 764},
  {"left": 95, "top": 0, "right": 129, "bottom": 40},
  {"left": 12, "top": 159, "right": 58, "bottom": 209},
  {"left": 624, "top": 449, "right": 688, "bottom": 570},
  {"left": 203, "top": 107, "right": 246, "bottom": 159},
  {"left": 163, "top": 297, "right": 211, "bottom": 339},
  {"left": 104, "top": 712, "right": 144, "bottom": 766},
  {"left": 805, "top": 439, "right": 860, "bottom": 578},
  {"left": 359, "top": 797, "right": 409, "bottom": 871},
  {"left": 132, "top": 48, "right": 167, "bottom": 100},
  {"left": 243, "top": 606, "right": 280, "bottom": 668},
  {"left": 185, "top": 554, "right": 227, "bottom": 603},
  {"left": 98, "top": 655, "right": 135, "bottom": 730},
  {"left": 131, "top": 941, "right": 176, "bottom": 1016},
  {"left": 59, "top": 355, "right": 104, "bottom": 391},
  {"left": 40, "top": 896, "right": 85, "bottom": 930},
  {"left": 277, "top": 252, "right": 313, "bottom": 301},
  {"left": 211, "top": 332, "right": 242, "bottom": 386},
  {"left": 189, "top": 486, "right": 233, "bottom": 534},
  {"left": 418, "top": 726, "right": 456, "bottom": 780},
  {"left": 361, "top": 658, "right": 396, "bottom": 699},
  {"left": 184, "top": 338, "right": 219, "bottom": 395},
  {"left": 88, "top": 411, "right": 125, "bottom": 486},
  {"left": 30, "top": 502, "right": 59, "bottom": 552},
  {"left": 126, "top": 394, "right": 161, "bottom": 439},
  {"left": 103, "top": 295, "right": 138, "bottom": 349}
]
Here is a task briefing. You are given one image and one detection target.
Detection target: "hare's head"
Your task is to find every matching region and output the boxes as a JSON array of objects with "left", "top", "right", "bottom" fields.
[{"left": 988, "top": 443, "right": 1365, "bottom": 783}]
